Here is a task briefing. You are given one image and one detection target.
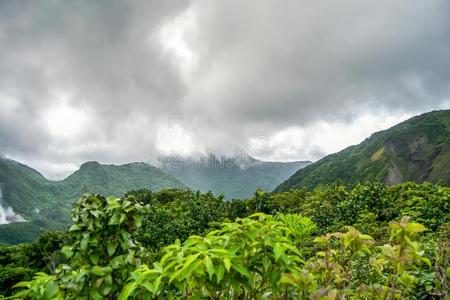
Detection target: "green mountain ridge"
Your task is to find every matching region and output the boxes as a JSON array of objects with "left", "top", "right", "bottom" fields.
[
  {"left": 159, "top": 153, "right": 311, "bottom": 199},
  {"left": 0, "top": 159, "right": 187, "bottom": 244},
  {"left": 0, "top": 159, "right": 187, "bottom": 219},
  {"left": 63, "top": 161, "right": 188, "bottom": 201},
  {"left": 275, "top": 109, "right": 450, "bottom": 192},
  {"left": 0, "top": 154, "right": 308, "bottom": 244}
]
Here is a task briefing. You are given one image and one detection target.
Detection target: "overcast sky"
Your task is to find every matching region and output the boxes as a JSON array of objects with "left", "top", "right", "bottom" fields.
[{"left": 0, "top": 0, "right": 449, "bottom": 179}]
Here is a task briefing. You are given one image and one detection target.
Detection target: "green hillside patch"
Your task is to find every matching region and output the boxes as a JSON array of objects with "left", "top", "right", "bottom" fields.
[{"left": 0, "top": 219, "right": 65, "bottom": 245}]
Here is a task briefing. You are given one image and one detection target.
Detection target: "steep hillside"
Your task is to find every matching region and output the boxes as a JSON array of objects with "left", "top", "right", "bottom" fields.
[
  {"left": 0, "top": 159, "right": 66, "bottom": 220},
  {"left": 0, "top": 159, "right": 187, "bottom": 220},
  {"left": 275, "top": 110, "right": 450, "bottom": 192},
  {"left": 160, "top": 154, "right": 311, "bottom": 199},
  {"left": 0, "top": 159, "right": 187, "bottom": 244}
]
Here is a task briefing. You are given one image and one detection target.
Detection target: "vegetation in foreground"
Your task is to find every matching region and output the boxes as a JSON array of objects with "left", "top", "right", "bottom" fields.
[{"left": 0, "top": 182, "right": 448, "bottom": 299}]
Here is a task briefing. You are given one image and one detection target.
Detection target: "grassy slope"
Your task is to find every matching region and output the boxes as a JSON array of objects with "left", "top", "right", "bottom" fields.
[{"left": 275, "top": 110, "right": 450, "bottom": 192}]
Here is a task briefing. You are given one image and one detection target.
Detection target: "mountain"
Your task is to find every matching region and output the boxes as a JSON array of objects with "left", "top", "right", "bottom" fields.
[
  {"left": 159, "top": 153, "right": 311, "bottom": 199},
  {"left": 0, "top": 159, "right": 187, "bottom": 244},
  {"left": 275, "top": 109, "right": 450, "bottom": 192},
  {"left": 0, "top": 159, "right": 63, "bottom": 221},
  {"left": 62, "top": 161, "right": 187, "bottom": 201}
]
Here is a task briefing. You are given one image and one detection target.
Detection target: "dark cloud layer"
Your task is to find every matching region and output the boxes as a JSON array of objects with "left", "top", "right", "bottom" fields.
[{"left": 0, "top": 0, "right": 449, "bottom": 178}]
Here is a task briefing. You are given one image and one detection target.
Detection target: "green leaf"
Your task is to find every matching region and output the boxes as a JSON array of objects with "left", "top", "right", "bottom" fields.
[
  {"left": 204, "top": 255, "right": 215, "bottom": 279},
  {"left": 119, "top": 213, "right": 127, "bottom": 224},
  {"left": 91, "top": 266, "right": 112, "bottom": 276},
  {"left": 211, "top": 248, "right": 232, "bottom": 257},
  {"left": 69, "top": 224, "right": 82, "bottom": 232},
  {"left": 160, "top": 252, "right": 172, "bottom": 266},
  {"left": 263, "top": 256, "right": 271, "bottom": 272},
  {"left": 90, "top": 210, "right": 101, "bottom": 218},
  {"left": 61, "top": 246, "right": 73, "bottom": 259},
  {"left": 109, "top": 212, "right": 121, "bottom": 226},
  {"left": 74, "top": 268, "right": 88, "bottom": 283},
  {"left": 90, "top": 288, "right": 103, "bottom": 300},
  {"left": 45, "top": 281, "right": 59, "bottom": 298},
  {"left": 181, "top": 260, "right": 202, "bottom": 279},
  {"left": 89, "top": 252, "right": 100, "bottom": 265},
  {"left": 13, "top": 281, "right": 30, "bottom": 288},
  {"left": 232, "top": 263, "right": 251, "bottom": 279},
  {"left": 111, "top": 256, "right": 124, "bottom": 269},
  {"left": 420, "top": 257, "right": 432, "bottom": 268},
  {"left": 107, "top": 241, "right": 119, "bottom": 256},
  {"left": 270, "top": 269, "right": 281, "bottom": 288},
  {"left": 179, "top": 253, "right": 201, "bottom": 279},
  {"left": 223, "top": 257, "right": 232, "bottom": 272},
  {"left": 169, "top": 268, "right": 183, "bottom": 284},
  {"left": 279, "top": 273, "right": 298, "bottom": 286},
  {"left": 152, "top": 276, "right": 162, "bottom": 294},
  {"left": 118, "top": 283, "right": 136, "bottom": 300},
  {"left": 274, "top": 242, "right": 284, "bottom": 262},
  {"left": 80, "top": 233, "right": 90, "bottom": 251},
  {"left": 282, "top": 243, "right": 302, "bottom": 257},
  {"left": 216, "top": 265, "right": 225, "bottom": 284},
  {"left": 406, "top": 222, "right": 427, "bottom": 234}
]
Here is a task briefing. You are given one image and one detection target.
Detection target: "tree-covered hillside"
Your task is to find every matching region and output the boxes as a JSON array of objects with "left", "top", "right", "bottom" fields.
[
  {"left": 0, "top": 159, "right": 187, "bottom": 244},
  {"left": 275, "top": 110, "right": 450, "bottom": 192},
  {"left": 0, "top": 159, "right": 65, "bottom": 220},
  {"left": 160, "top": 153, "right": 310, "bottom": 199},
  {"left": 62, "top": 161, "right": 187, "bottom": 200}
]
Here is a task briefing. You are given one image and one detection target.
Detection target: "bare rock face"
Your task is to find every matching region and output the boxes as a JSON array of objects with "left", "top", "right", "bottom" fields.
[
  {"left": 384, "top": 135, "right": 443, "bottom": 185},
  {"left": 385, "top": 161, "right": 404, "bottom": 185}
]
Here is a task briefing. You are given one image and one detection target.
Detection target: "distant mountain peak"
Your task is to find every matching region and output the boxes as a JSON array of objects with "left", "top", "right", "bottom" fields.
[
  {"left": 157, "top": 152, "right": 311, "bottom": 199},
  {"left": 79, "top": 161, "right": 101, "bottom": 169},
  {"left": 156, "top": 152, "right": 311, "bottom": 170}
]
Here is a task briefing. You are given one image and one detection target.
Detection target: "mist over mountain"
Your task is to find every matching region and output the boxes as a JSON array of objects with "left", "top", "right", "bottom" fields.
[
  {"left": 157, "top": 153, "right": 311, "bottom": 199},
  {"left": 0, "top": 187, "right": 24, "bottom": 225}
]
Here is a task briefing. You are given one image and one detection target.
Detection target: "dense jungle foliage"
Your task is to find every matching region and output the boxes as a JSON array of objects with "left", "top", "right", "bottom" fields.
[{"left": 0, "top": 182, "right": 449, "bottom": 299}]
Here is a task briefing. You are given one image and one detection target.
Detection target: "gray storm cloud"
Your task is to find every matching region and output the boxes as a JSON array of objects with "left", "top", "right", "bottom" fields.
[{"left": 0, "top": 0, "right": 449, "bottom": 178}]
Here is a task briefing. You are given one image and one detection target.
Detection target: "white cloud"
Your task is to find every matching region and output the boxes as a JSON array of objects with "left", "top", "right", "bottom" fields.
[
  {"left": 42, "top": 100, "right": 88, "bottom": 139},
  {"left": 248, "top": 111, "right": 414, "bottom": 162},
  {"left": 0, "top": 0, "right": 449, "bottom": 178},
  {"left": 156, "top": 123, "right": 197, "bottom": 156},
  {"left": 158, "top": 6, "right": 198, "bottom": 79}
]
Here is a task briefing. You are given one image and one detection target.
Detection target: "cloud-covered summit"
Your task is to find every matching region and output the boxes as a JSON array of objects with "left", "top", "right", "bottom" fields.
[{"left": 0, "top": 0, "right": 449, "bottom": 178}]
